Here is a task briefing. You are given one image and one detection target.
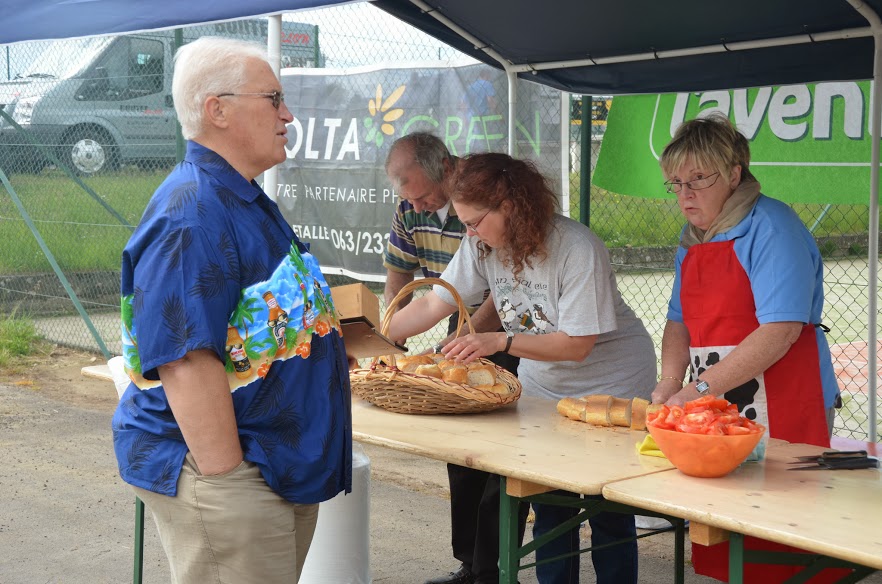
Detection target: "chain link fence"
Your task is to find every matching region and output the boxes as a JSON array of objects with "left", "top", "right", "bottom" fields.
[{"left": 0, "top": 3, "right": 878, "bottom": 442}]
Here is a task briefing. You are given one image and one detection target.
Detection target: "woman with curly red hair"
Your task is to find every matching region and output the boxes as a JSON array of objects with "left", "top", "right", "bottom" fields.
[{"left": 388, "top": 152, "right": 655, "bottom": 584}]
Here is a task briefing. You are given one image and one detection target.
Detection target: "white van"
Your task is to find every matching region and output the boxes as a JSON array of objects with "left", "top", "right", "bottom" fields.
[{"left": 0, "top": 19, "right": 318, "bottom": 175}]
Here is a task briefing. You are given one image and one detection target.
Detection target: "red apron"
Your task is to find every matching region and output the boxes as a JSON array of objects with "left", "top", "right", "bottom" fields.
[{"left": 681, "top": 241, "right": 841, "bottom": 583}]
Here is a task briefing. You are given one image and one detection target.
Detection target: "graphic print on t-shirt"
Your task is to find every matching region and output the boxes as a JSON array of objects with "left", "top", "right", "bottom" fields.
[{"left": 495, "top": 277, "right": 556, "bottom": 335}]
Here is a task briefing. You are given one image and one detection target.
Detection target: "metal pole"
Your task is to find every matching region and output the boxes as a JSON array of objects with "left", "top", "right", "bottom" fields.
[
  {"left": 848, "top": 0, "right": 881, "bottom": 443},
  {"left": 174, "top": 29, "right": 185, "bottom": 164},
  {"left": 507, "top": 70, "right": 517, "bottom": 156},
  {"left": 264, "top": 15, "right": 282, "bottom": 203},
  {"left": 314, "top": 24, "right": 321, "bottom": 67},
  {"left": 580, "top": 96, "right": 591, "bottom": 227}
]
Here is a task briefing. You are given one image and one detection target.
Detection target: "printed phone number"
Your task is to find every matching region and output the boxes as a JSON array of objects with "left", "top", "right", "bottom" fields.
[{"left": 294, "top": 226, "right": 389, "bottom": 256}]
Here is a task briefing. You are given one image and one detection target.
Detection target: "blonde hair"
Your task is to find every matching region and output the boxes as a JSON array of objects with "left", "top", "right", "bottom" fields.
[
  {"left": 172, "top": 37, "right": 269, "bottom": 140},
  {"left": 659, "top": 113, "right": 755, "bottom": 184}
]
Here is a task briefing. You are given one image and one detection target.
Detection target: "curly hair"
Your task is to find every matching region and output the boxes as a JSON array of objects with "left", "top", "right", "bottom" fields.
[{"left": 448, "top": 153, "right": 558, "bottom": 282}]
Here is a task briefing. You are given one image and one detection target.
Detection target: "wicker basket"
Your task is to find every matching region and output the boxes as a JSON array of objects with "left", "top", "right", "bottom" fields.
[{"left": 350, "top": 278, "right": 521, "bottom": 414}]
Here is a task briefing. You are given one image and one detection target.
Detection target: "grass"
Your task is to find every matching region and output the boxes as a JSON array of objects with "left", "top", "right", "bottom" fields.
[
  {"left": 0, "top": 168, "right": 875, "bottom": 274},
  {"left": 567, "top": 178, "right": 872, "bottom": 249},
  {"left": 0, "top": 313, "right": 51, "bottom": 373},
  {"left": 0, "top": 167, "right": 164, "bottom": 273}
]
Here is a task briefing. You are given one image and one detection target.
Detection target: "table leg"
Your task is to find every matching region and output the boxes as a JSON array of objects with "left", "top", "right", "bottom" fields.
[
  {"left": 499, "top": 477, "right": 520, "bottom": 584},
  {"left": 729, "top": 532, "right": 745, "bottom": 584},
  {"left": 674, "top": 519, "right": 685, "bottom": 584},
  {"left": 134, "top": 496, "right": 145, "bottom": 584}
]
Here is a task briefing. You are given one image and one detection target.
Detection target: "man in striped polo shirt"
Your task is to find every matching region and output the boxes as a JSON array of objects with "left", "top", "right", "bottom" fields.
[{"left": 383, "top": 132, "right": 526, "bottom": 584}]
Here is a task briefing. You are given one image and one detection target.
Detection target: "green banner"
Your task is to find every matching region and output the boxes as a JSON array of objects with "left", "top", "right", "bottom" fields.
[{"left": 593, "top": 82, "right": 877, "bottom": 205}]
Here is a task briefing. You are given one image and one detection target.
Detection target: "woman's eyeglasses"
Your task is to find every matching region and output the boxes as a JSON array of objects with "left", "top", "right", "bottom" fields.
[
  {"left": 217, "top": 90, "right": 285, "bottom": 109},
  {"left": 664, "top": 172, "right": 721, "bottom": 194},
  {"left": 463, "top": 209, "right": 492, "bottom": 233}
]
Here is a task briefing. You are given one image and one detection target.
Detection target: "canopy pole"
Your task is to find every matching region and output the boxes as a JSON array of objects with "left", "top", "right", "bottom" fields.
[
  {"left": 505, "top": 26, "right": 872, "bottom": 74},
  {"left": 404, "top": 0, "right": 519, "bottom": 154},
  {"left": 507, "top": 69, "right": 517, "bottom": 156},
  {"left": 265, "top": 14, "right": 282, "bottom": 203},
  {"left": 849, "top": 0, "right": 881, "bottom": 443}
]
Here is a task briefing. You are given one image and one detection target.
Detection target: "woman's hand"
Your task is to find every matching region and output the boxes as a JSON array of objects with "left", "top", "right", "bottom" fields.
[
  {"left": 441, "top": 332, "right": 505, "bottom": 364},
  {"left": 664, "top": 381, "right": 703, "bottom": 408},
  {"left": 651, "top": 378, "right": 683, "bottom": 404}
]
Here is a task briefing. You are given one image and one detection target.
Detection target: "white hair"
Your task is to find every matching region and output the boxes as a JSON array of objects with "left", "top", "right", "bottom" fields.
[{"left": 172, "top": 37, "right": 270, "bottom": 140}]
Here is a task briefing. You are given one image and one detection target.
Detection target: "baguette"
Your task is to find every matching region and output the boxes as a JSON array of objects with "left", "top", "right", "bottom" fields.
[
  {"left": 608, "top": 397, "right": 632, "bottom": 428},
  {"left": 556, "top": 397, "right": 588, "bottom": 421},
  {"left": 580, "top": 394, "right": 612, "bottom": 426},
  {"left": 630, "top": 397, "right": 660, "bottom": 430}
]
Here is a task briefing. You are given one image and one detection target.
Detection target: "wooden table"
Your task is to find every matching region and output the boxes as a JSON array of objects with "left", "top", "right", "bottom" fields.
[
  {"left": 86, "top": 364, "right": 881, "bottom": 583},
  {"left": 352, "top": 396, "right": 682, "bottom": 582},
  {"left": 603, "top": 440, "right": 882, "bottom": 582}
]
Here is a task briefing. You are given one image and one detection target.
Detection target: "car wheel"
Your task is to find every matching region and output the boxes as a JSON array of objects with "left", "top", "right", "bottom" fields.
[{"left": 64, "top": 128, "right": 118, "bottom": 175}]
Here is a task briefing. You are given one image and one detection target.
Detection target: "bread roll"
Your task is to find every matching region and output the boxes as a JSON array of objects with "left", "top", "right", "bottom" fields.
[
  {"left": 579, "top": 394, "right": 612, "bottom": 426},
  {"left": 467, "top": 363, "right": 497, "bottom": 387},
  {"left": 442, "top": 365, "right": 469, "bottom": 384},
  {"left": 630, "top": 397, "right": 650, "bottom": 431},
  {"left": 488, "top": 382, "right": 511, "bottom": 394},
  {"left": 608, "top": 397, "right": 632, "bottom": 428},
  {"left": 557, "top": 397, "right": 588, "bottom": 421},
  {"left": 437, "top": 359, "right": 460, "bottom": 371},
  {"left": 414, "top": 364, "right": 443, "bottom": 378},
  {"left": 397, "top": 355, "right": 435, "bottom": 372}
]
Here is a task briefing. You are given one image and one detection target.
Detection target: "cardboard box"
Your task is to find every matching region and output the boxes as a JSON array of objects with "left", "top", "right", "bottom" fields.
[{"left": 330, "top": 284, "right": 407, "bottom": 359}]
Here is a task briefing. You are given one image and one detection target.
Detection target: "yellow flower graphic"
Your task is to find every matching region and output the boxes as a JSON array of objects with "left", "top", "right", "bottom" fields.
[{"left": 364, "top": 84, "right": 405, "bottom": 147}]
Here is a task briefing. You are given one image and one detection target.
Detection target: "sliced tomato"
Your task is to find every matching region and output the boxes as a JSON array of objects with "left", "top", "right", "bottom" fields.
[
  {"left": 664, "top": 406, "right": 686, "bottom": 428},
  {"left": 715, "top": 413, "right": 742, "bottom": 425},
  {"left": 710, "top": 398, "right": 731, "bottom": 411},
  {"left": 725, "top": 425, "right": 753, "bottom": 436},
  {"left": 685, "top": 395, "right": 716, "bottom": 412},
  {"left": 704, "top": 421, "right": 727, "bottom": 435}
]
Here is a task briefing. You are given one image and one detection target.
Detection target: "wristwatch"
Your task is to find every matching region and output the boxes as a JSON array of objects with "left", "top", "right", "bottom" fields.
[
  {"left": 503, "top": 329, "right": 515, "bottom": 353},
  {"left": 695, "top": 379, "right": 710, "bottom": 395}
]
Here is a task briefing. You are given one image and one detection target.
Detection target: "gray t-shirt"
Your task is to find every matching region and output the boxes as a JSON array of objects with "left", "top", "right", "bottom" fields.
[{"left": 436, "top": 214, "right": 655, "bottom": 401}]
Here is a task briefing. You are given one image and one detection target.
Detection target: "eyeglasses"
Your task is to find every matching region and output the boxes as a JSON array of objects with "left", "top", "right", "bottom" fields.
[
  {"left": 463, "top": 209, "right": 492, "bottom": 233},
  {"left": 217, "top": 90, "right": 285, "bottom": 109},
  {"left": 664, "top": 172, "right": 721, "bottom": 194}
]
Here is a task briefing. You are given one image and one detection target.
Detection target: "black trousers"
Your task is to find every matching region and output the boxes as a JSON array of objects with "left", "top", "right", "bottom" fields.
[{"left": 446, "top": 314, "right": 527, "bottom": 581}]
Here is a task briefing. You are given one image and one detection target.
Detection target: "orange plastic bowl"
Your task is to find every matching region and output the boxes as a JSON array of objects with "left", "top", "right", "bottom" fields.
[{"left": 647, "top": 423, "right": 765, "bottom": 478}]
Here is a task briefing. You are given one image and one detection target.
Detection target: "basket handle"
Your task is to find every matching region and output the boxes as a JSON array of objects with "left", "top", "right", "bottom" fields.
[{"left": 380, "top": 276, "right": 475, "bottom": 343}]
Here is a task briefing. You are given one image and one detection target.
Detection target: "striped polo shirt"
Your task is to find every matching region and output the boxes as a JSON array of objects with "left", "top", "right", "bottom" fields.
[{"left": 384, "top": 200, "right": 466, "bottom": 279}]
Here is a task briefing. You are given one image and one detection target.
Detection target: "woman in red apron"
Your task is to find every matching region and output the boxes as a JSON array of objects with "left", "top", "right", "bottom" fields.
[{"left": 652, "top": 114, "right": 842, "bottom": 583}]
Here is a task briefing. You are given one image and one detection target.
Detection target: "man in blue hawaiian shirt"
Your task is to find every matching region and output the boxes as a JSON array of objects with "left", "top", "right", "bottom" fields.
[{"left": 112, "top": 37, "right": 352, "bottom": 583}]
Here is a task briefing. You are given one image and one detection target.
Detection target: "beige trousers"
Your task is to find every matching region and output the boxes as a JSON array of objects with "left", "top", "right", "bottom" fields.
[{"left": 132, "top": 453, "right": 319, "bottom": 584}]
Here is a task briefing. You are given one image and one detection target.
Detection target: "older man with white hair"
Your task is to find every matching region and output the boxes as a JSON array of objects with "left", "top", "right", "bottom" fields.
[{"left": 112, "top": 37, "right": 353, "bottom": 583}]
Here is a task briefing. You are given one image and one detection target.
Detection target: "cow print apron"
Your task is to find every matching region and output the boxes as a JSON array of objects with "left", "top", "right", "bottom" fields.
[{"left": 682, "top": 240, "right": 838, "bottom": 583}]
